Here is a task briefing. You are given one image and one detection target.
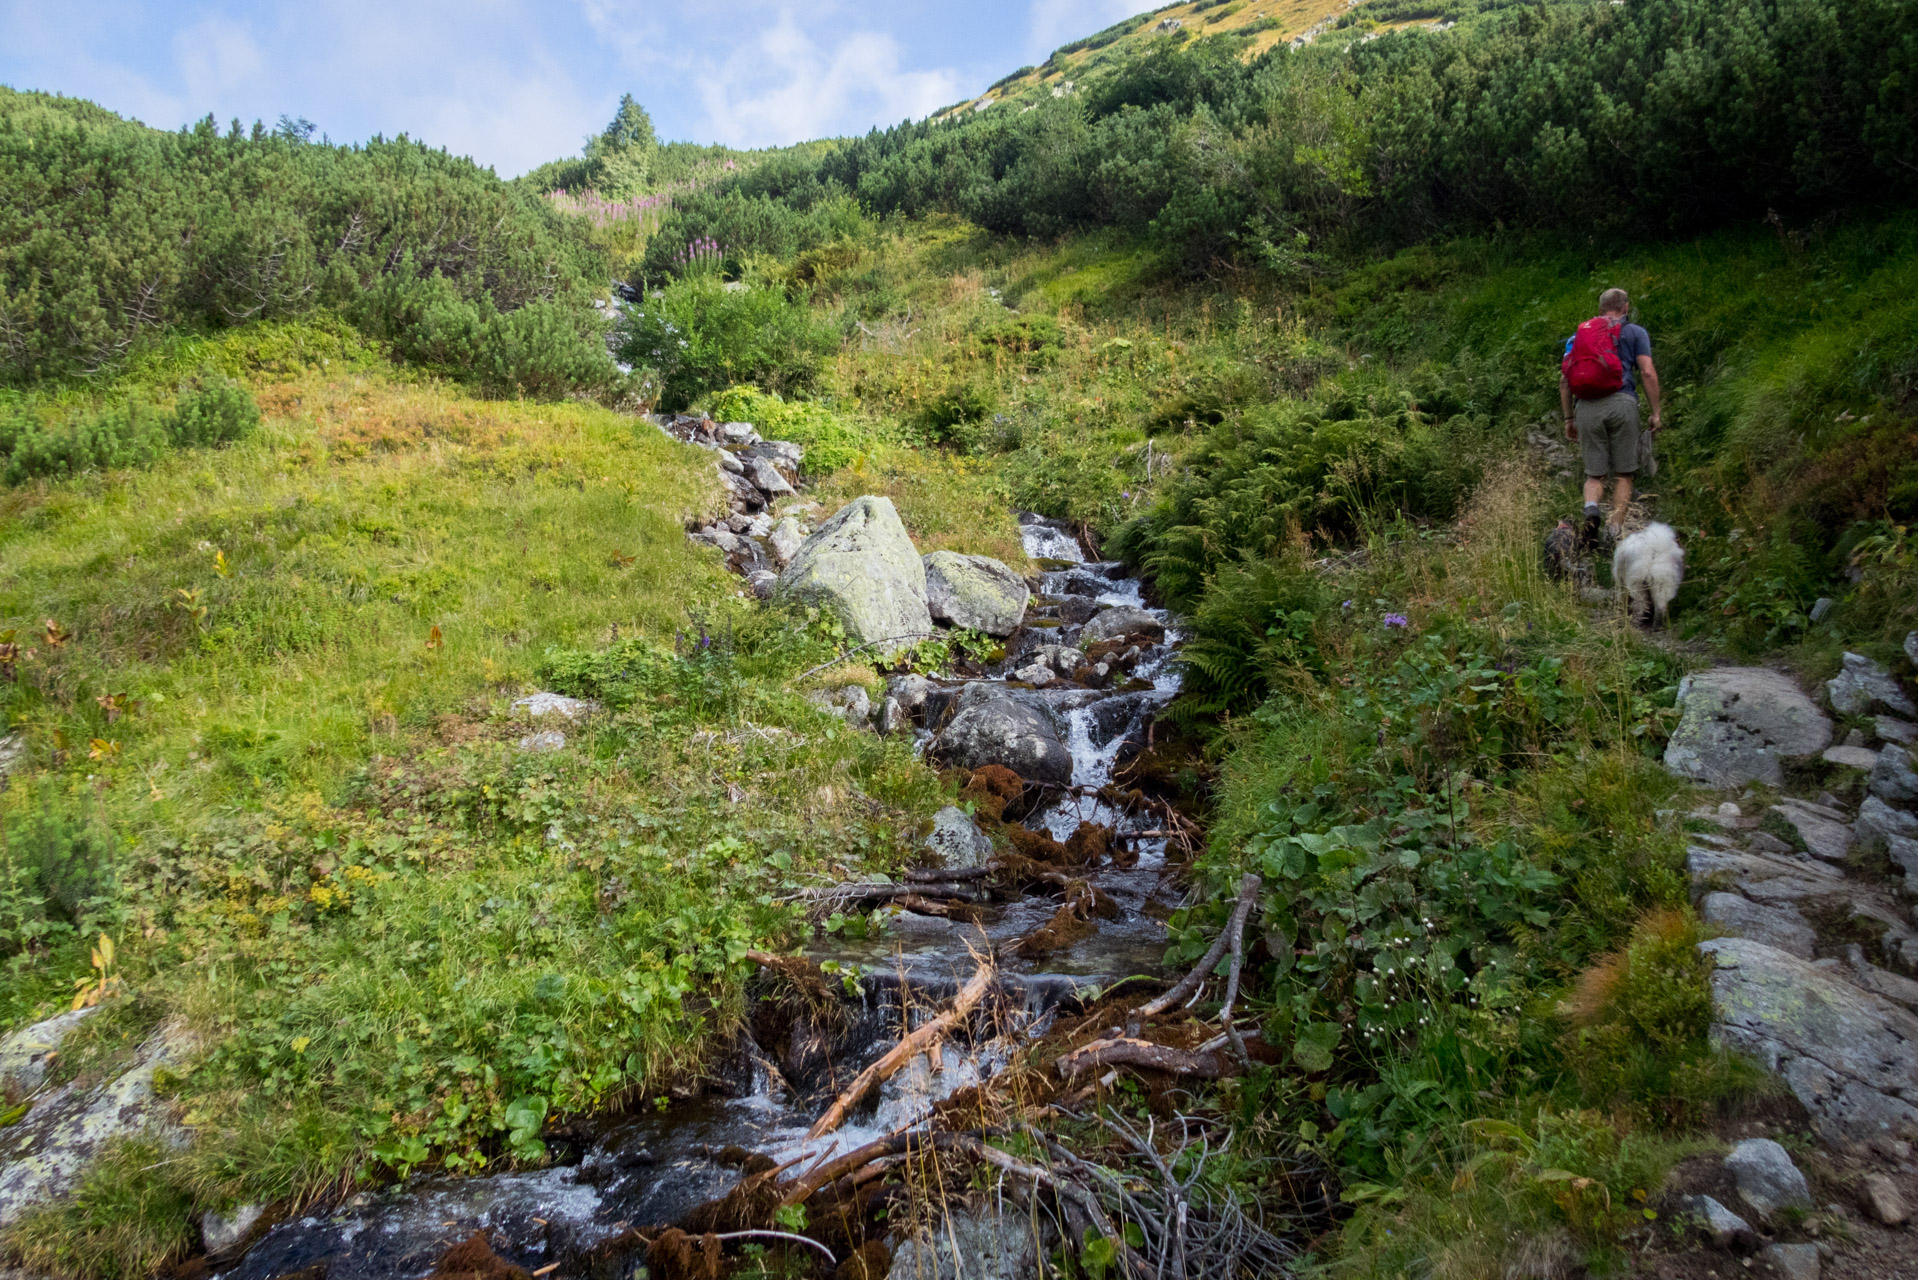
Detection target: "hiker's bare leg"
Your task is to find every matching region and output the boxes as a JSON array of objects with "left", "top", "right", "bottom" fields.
[
  {"left": 1584, "top": 475, "right": 1605, "bottom": 506},
  {"left": 1609, "top": 474, "right": 1634, "bottom": 535}
]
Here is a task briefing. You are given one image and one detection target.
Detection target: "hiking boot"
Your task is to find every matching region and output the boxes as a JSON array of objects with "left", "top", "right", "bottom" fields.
[{"left": 1579, "top": 506, "right": 1603, "bottom": 552}]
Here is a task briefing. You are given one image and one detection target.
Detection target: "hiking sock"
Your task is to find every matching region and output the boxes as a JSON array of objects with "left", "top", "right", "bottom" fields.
[{"left": 1581, "top": 503, "right": 1602, "bottom": 549}]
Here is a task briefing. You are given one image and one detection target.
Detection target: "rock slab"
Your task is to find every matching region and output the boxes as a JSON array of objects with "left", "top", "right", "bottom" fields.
[
  {"left": 777, "top": 497, "right": 933, "bottom": 647},
  {"left": 1690, "top": 1194, "right": 1756, "bottom": 1251},
  {"left": 1870, "top": 744, "right": 1918, "bottom": 804},
  {"left": 1701, "top": 893, "right": 1817, "bottom": 959},
  {"left": 1860, "top": 1172, "right": 1909, "bottom": 1226},
  {"left": 887, "top": 1208, "right": 1041, "bottom": 1280},
  {"left": 1703, "top": 938, "right": 1918, "bottom": 1142},
  {"left": 1761, "top": 1242, "right": 1820, "bottom": 1280},
  {"left": 922, "top": 552, "right": 1030, "bottom": 637},
  {"left": 1666, "top": 668, "right": 1833, "bottom": 788},
  {"left": 0, "top": 1020, "right": 197, "bottom": 1227}
]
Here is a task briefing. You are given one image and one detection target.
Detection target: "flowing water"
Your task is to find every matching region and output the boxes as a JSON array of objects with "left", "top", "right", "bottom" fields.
[{"left": 220, "top": 514, "right": 1187, "bottom": 1280}]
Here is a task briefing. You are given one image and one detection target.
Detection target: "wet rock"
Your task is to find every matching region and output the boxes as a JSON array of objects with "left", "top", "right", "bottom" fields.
[
  {"left": 768, "top": 517, "right": 806, "bottom": 567},
  {"left": 517, "top": 730, "right": 566, "bottom": 752},
  {"left": 1761, "top": 1242, "right": 1820, "bottom": 1280},
  {"left": 923, "top": 552, "right": 1030, "bottom": 637},
  {"left": 777, "top": 497, "right": 932, "bottom": 647},
  {"left": 1860, "top": 1171, "right": 1909, "bottom": 1225},
  {"left": 750, "top": 440, "right": 804, "bottom": 471},
  {"left": 1878, "top": 716, "right": 1918, "bottom": 745},
  {"left": 1726, "top": 1138, "right": 1813, "bottom": 1221},
  {"left": 511, "top": 692, "right": 600, "bottom": 721},
  {"left": 203, "top": 1202, "right": 266, "bottom": 1257},
  {"left": 1081, "top": 606, "right": 1164, "bottom": 645},
  {"left": 744, "top": 513, "right": 774, "bottom": 538},
  {"left": 1702, "top": 938, "right": 1918, "bottom": 1142},
  {"left": 1869, "top": 744, "right": 1918, "bottom": 804},
  {"left": 1701, "top": 893, "right": 1816, "bottom": 959},
  {"left": 1689, "top": 1194, "right": 1756, "bottom": 1251},
  {"left": 934, "top": 697, "right": 1073, "bottom": 786},
  {"left": 1828, "top": 651, "right": 1916, "bottom": 717},
  {"left": 1011, "top": 663, "right": 1053, "bottom": 686},
  {"left": 745, "top": 455, "right": 794, "bottom": 498},
  {"left": 877, "top": 696, "right": 909, "bottom": 736},
  {"left": 887, "top": 1207, "right": 1040, "bottom": 1280},
  {"left": 926, "top": 806, "right": 993, "bottom": 871},
  {"left": 1857, "top": 794, "right": 1918, "bottom": 849},
  {"left": 1769, "top": 801, "right": 1853, "bottom": 863},
  {"left": 1823, "top": 745, "right": 1881, "bottom": 770},
  {"left": 0, "top": 1021, "right": 197, "bottom": 1227},
  {"left": 720, "top": 468, "right": 766, "bottom": 510},
  {"left": 0, "top": 1007, "right": 97, "bottom": 1093},
  {"left": 887, "top": 674, "right": 934, "bottom": 716},
  {"left": 746, "top": 570, "right": 778, "bottom": 599},
  {"left": 1054, "top": 596, "right": 1101, "bottom": 625},
  {"left": 1665, "top": 668, "right": 1834, "bottom": 787}
]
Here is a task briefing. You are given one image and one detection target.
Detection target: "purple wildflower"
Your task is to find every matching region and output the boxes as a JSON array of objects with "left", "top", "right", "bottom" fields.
[
  {"left": 1384, "top": 613, "right": 1410, "bottom": 629},
  {"left": 1341, "top": 599, "right": 1353, "bottom": 610}
]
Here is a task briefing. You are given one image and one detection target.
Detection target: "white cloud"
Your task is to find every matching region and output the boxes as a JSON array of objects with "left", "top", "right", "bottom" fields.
[{"left": 694, "top": 12, "right": 961, "bottom": 146}]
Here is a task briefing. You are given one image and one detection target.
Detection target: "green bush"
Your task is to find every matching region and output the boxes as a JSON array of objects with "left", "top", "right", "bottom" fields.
[
  {"left": 475, "top": 301, "right": 615, "bottom": 400},
  {"left": 0, "top": 788, "right": 122, "bottom": 948},
  {"left": 617, "top": 278, "right": 837, "bottom": 412},
  {"left": 1173, "top": 553, "right": 1333, "bottom": 715},
  {"left": 166, "top": 374, "right": 260, "bottom": 446}
]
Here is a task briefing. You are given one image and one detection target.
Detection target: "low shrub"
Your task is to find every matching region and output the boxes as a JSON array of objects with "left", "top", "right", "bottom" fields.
[
  {"left": 0, "top": 372, "right": 260, "bottom": 485},
  {"left": 616, "top": 278, "right": 836, "bottom": 411},
  {"left": 707, "top": 387, "right": 880, "bottom": 473}
]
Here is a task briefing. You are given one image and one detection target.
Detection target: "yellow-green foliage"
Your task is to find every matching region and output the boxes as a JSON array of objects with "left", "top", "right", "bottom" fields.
[{"left": 707, "top": 386, "right": 885, "bottom": 473}]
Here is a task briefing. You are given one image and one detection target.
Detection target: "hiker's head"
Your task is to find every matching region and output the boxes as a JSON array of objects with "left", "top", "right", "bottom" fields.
[{"left": 1598, "top": 288, "right": 1630, "bottom": 316}]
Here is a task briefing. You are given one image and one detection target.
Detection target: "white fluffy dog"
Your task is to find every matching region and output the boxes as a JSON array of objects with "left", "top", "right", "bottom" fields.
[{"left": 1613, "top": 522, "right": 1684, "bottom": 628}]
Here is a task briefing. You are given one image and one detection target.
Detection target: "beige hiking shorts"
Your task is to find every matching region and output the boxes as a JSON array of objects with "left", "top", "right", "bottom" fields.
[{"left": 1575, "top": 391, "right": 1640, "bottom": 478}]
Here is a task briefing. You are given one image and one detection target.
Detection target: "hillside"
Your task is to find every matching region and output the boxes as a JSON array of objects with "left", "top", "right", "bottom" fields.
[{"left": 2, "top": 2, "right": 1918, "bottom": 1279}]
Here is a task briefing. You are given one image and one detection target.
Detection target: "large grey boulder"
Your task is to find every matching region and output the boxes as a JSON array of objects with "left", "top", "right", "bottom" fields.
[
  {"left": 1701, "top": 893, "right": 1816, "bottom": 959},
  {"left": 934, "top": 697, "right": 1073, "bottom": 785},
  {"left": 1081, "top": 606, "right": 1165, "bottom": 645},
  {"left": 926, "top": 806, "right": 993, "bottom": 871},
  {"left": 777, "top": 497, "right": 932, "bottom": 647},
  {"left": 923, "top": 552, "right": 1030, "bottom": 637},
  {"left": 1827, "top": 651, "right": 1916, "bottom": 717},
  {"left": 0, "top": 1020, "right": 197, "bottom": 1226},
  {"left": 1724, "top": 1138, "right": 1812, "bottom": 1221},
  {"left": 1701, "top": 937, "right": 1918, "bottom": 1141},
  {"left": 1869, "top": 744, "right": 1918, "bottom": 804},
  {"left": 1664, "top": 668, "right": 1833, "bottom": 787},
  {"left": 888, "top": 1207, "right": 1041, "bottom": 1280}
]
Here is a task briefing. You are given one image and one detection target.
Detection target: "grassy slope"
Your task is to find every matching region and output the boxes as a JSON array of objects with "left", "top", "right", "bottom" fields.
[{"left": 4, "top": 193, "right": 1915, "bottom": 1279}]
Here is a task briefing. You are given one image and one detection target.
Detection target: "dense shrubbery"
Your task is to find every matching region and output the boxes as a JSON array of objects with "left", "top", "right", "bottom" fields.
[
  {"left": 615, "top": 277, "right": 836, "bottom": 411},
  {"left": 0, "top": 373, "right": 261, "bottom": 484},
  {"left": 0, "top": 88, "right": 609, "bottom": 392},
  {"left": 668, "top": 0, "right": 1915, "bottom": 275}
]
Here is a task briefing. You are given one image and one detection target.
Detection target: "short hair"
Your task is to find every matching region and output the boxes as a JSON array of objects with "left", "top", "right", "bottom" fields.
[{"left": 1598, "top": 288, "right": 1630, "bottom": 314}]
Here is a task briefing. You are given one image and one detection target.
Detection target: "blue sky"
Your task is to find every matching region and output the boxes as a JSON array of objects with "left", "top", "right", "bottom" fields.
[{"left": 1, "top": 1, "right": 1165, "bottom": 176}]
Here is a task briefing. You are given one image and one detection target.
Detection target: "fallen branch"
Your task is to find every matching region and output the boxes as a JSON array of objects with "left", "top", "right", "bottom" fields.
[
  {"left": 806, "top": 957, "right": 996, "bottom": 1138},
  {"left": 793, "top": 881, "right": 979, "bottom": 908},
  {"left": 1055, "top": 1036, "right": 1232, "bottom": 1081},
  {"left": 891, "top": 893, "right": 983, "bottom": 922},
  {"left": 1130, "top": 873, "right": 1261, "bottom": 1032},
  {"left": 903, "top": 864, "right": 990, "bottom": 883},
  {"left": 709, "top": 1231, "right": 836, "bottom": 1266}
]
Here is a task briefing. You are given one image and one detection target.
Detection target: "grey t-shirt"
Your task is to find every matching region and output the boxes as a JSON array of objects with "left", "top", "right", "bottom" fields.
[{"left": 1563, "top": 321, "right": 1651, "bottom": 395}]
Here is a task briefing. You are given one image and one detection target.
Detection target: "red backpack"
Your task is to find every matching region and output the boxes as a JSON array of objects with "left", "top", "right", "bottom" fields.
[{"left": 1562, "top": 315, "right": 1624, "bottom": 399}]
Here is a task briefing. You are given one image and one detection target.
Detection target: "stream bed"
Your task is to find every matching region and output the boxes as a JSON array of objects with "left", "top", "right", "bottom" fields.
[{"left": 218, "top": 515, "right": 1189, "bottom": 1280}]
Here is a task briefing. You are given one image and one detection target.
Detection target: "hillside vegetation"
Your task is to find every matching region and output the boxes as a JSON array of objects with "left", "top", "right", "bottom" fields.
[{"left": 2, "top": 0, "right": 1917, "bottom": 1276}]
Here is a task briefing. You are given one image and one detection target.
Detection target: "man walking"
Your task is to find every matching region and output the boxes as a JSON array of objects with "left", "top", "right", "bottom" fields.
[{"left": 1561, "top": 288, "right": 1662, "bottom": 546}]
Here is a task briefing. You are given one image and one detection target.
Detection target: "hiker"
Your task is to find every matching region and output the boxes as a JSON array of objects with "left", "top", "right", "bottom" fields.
[{"left": 1561, "top": 288, "right": 1662, "bottom": 546}]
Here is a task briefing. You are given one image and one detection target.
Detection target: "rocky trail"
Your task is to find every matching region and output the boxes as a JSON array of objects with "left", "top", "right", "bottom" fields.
[{"left": 1643, "top": 640, "right": 1918, "bottom": 1279}]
